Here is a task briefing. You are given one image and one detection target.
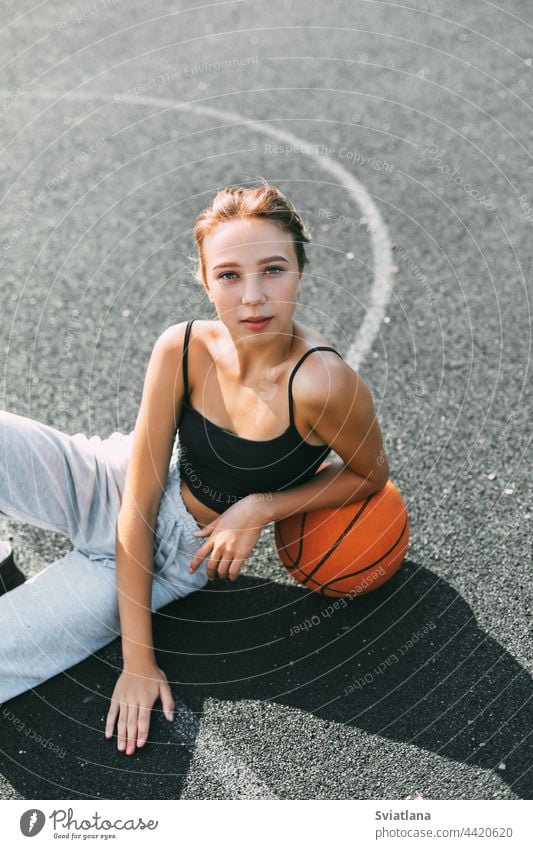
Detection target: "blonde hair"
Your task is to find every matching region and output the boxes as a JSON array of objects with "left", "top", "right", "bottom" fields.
[{"left": 191, "top": 179, "right": 311, "bottom": 287}]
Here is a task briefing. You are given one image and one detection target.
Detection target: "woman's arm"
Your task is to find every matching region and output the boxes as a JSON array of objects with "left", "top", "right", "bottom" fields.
[
  {"left": 260, "top": 353, "right": 390, "bottom": 525},
  {"left": 107, "top": 508, "right": 175, "bottom": 756},
  {"left": 105, "top": 322, "right": 190, "bottom": 756},
  {"left": 258, "top": 457, "right": 385, "bottom": 525},
  {"left": 115, "top": 505, "right": 158, "bottom": 668},
  {"left": 268, "top": 357, "right": 390, "bottom": 521},
  {"left": 107, "top": 507, "right": 176, "bottom": 757},
  {"left": 186, "top": 460, "right": 380, "bottom": 581}
]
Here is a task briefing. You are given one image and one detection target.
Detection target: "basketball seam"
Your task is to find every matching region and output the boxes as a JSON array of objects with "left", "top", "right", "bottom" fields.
[
  {"left": 296, "top": 495, "right": 374, "bottom": 584},
  {"left": 318, "top": 513, "right": 410, "bottom": 592}
]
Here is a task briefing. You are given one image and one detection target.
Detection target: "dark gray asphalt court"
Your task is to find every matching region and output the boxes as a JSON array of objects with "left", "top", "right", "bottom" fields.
[{"left": 0, "top": 0, "right": 531, "bottom": 801}]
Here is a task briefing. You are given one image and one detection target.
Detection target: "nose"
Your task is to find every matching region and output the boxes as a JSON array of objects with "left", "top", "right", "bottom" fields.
[{"left": 241, "top": 272, "right": 267, "bottom": 305}]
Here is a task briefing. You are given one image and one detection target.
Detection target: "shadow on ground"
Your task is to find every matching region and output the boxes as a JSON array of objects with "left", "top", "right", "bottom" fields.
[{"left": 1, "top": 559, "right": 531, "bottom": 800}]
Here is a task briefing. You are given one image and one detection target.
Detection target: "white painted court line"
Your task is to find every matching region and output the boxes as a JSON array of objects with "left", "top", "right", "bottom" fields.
[
  {"left": 1, "top": 88, "right": 394, "bottom": 371},
  {"left": 173, "top": 699, "right": 279, "bottom": 799},
  {"left": 2, "top": 88, "right": 394, "bottom": 797}
]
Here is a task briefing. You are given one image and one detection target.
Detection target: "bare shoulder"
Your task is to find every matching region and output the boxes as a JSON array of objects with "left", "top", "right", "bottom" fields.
[
  {"left": 154, "top": 321, "right": 187, "bottom": 350},
  {"left": 294, "top": 320, "right": 337, "bottom": 351},
  {"left": 153, "top": 319, "right": 213, "bottom": 354},
  {"left": 169, "top": 319, "right": 219, "bottom": 348},
  {"left": 293, "top": 321, "right": 354, "bottom": 385},
  {"left": 292, "top": 321, "right": 370, "bottom": 412}
]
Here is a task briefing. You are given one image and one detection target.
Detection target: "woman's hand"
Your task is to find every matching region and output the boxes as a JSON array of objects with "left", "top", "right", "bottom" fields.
[
  {"left": 105, "top": 662, "right": 175, "bottom": 755},
  {"left": 188, "top": 494, "right": 268, "bottom": 581}
]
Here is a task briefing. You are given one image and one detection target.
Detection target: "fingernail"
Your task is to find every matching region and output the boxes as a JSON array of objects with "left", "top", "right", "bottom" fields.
[{"left": 137, "top": 738, "right": 145, "bottom": 747}]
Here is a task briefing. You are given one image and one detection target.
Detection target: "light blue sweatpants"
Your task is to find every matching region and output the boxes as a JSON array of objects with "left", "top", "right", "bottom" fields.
[{"left": 0, "top": 411, "right": 208, "bottom": 703}]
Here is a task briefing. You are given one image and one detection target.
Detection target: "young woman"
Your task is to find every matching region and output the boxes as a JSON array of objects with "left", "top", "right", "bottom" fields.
[{"left": 0, "top": 182, "right": 389, "bottom": 756}]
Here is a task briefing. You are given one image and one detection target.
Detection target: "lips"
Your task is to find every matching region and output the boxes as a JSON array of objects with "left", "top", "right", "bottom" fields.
[
  {"left": 242, "top": 317, "right": 271, "bottom": 322},
  {"left": 242, "top": 316, "right": 272, "bottom": 330}
]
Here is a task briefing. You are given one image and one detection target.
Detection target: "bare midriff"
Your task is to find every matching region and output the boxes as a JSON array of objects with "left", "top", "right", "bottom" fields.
[{"left": 180, "top": 478, "right": 222, "bottom": 529}]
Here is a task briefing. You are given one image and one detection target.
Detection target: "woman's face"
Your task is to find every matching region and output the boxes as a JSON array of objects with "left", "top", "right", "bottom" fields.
[{"left": 201, "top": 217, "right": 302, "bottom": 332}]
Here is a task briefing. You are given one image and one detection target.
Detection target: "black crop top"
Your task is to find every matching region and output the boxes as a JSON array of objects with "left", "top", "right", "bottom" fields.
[{"left": 177, "top": 319, "right": 344, "bottom": 514}]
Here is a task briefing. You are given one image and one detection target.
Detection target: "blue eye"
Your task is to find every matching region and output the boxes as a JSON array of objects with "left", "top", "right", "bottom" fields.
[{"left": 218, "top": 266, "right": 285, "bottom": 281}]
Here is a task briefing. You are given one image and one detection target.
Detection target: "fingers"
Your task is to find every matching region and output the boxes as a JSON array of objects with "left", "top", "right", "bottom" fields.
[
  {"left": 206, "top": 554, "right": 223, "bottom": 581},
  {"left": 125, "top": 704, "right": 139, "bottom": 755},
  {"left": 107, "top": 697, "right": 143, "bottom": 755},
  {"left": 218, "top": 557, "right": 244, "bottom": 581},
  {"left": 217, "top": 555, "right": 237, "bottom": 581},
  {"left": 113, "top": 701, "right": 151, "bottom": 754},
  {"left": 105, "top": 690, "right": 173, "bottom": 753},
  {"left": 136, "top": 706, "right": 151, "bottom": 748},
  {"left": 105, "top": 668, "right": 176, "bottom": 755},
  {"left": 212, "top": 553, "right": 244, "bottom": 581},
  {"left": 206, "top": 549, "right": 237, "bottom": 580},
  {"left": 117, "top": 703, "right": 128, "bottom": 753},
  {"left": 105, "top": 699, "right": 119, "bottom": 741},
  {"left": 160, "top": 683, "right": 175, "bottom": 722},
  {"left": 228, "top": 557, "right": 244, "bottom": 582},
  {"left": 190, "top": 542, "right": 221, "bottom": 581},
  {"left": 189, "top": 541, "right": 210, "bottom": 574},
  {"left": 190, "top": 539, "right": 246, "bottom": 581}
]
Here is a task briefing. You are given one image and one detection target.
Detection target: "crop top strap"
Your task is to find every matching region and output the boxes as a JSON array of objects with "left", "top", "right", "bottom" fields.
[
  {"left": 182, "top": 319, "right": 195, "bottom": 399},
  {"left": 288, "top": 346, "right": 343, "bottom": 427}
]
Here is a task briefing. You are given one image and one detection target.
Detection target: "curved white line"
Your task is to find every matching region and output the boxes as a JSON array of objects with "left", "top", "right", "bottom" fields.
[
  {"left": 2, "top": 88, "right": 394, "bottom": 798},
  {"left": 174, "top": 699, "right": 279, "bottom": 799},
  {"left": 5, "top": 88, "right": 394, "bottom": 370}
]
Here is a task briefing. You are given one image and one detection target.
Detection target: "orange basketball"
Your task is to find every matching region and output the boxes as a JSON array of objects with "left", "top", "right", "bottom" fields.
[{"left": 274, "top": 479, "right": 410, "bottom": 597}]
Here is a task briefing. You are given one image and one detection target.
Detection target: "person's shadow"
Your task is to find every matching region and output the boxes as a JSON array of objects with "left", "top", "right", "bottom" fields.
[{"left": 1, "top": 557, "right": 531, "bottom": 800}]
